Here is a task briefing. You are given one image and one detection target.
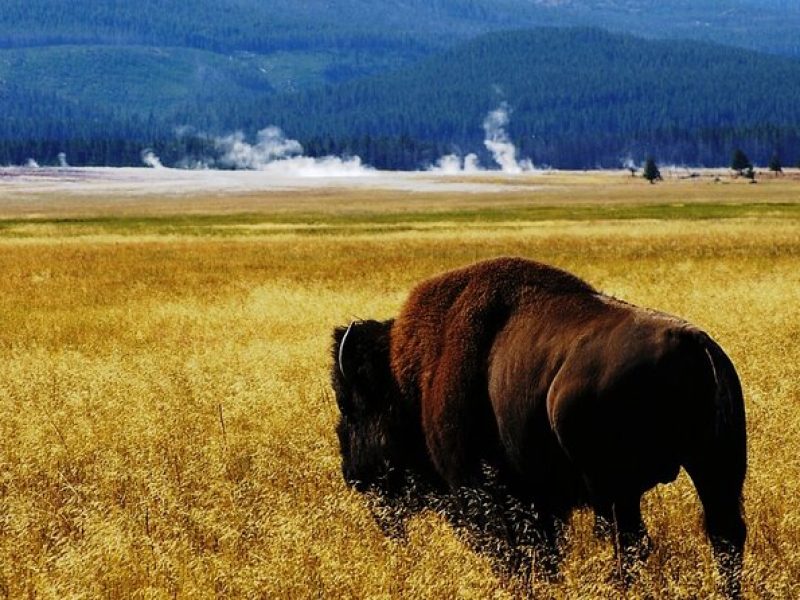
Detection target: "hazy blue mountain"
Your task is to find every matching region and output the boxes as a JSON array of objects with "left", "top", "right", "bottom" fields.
[
  {"left": 3, "top": 1, "right": 799, "bottom": 57},
  {"left": 1, "top": 0, "right": 799, "bottom": 111},
  {"left": 0, "top": 0, "right": 800, "bottom": 53}
]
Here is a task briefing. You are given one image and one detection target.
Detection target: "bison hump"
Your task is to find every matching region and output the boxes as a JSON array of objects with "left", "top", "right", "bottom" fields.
[{"left": 389, "top": 257, "right": 596, "bottom": 402}]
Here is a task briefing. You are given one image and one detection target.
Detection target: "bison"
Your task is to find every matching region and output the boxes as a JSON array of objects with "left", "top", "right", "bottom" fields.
[{"left": 331, "top": 257, "right": 746, "bottom": 597}]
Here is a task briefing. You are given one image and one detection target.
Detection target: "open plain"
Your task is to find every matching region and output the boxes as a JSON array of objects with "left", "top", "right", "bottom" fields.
[{"left": 0, "top": 168, "right": 798, "bottom": 598}]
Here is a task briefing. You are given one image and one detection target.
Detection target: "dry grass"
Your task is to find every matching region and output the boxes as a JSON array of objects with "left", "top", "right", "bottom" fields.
[{"left": 0, "top": 176, "right": 798, "bottom": 598}]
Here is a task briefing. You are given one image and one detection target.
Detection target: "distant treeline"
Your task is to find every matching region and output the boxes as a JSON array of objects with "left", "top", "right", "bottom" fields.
[{"left": 4, "top": 131, "right": 798, "bottom": 172}]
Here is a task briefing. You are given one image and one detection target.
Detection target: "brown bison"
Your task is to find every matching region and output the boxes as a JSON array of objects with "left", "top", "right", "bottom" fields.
[{"left": 331, "top": 257, "right": 746, "bottom": 597}]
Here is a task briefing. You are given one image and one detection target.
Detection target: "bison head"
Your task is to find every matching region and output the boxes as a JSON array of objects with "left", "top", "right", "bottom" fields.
[{"left": 331, "top": 319, "right": 423, "bottom": 497}]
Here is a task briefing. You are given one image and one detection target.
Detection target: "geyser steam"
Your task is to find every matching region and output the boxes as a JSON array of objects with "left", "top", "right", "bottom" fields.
[
  {"left": 216, "top": 127, "right": 303, "bottom": 169},
  {"left": 141, "top": 149, "right": 165, "bottom": 169},
  {"left": 430, "top": 153, "right": 481, "bottom": 174},
  {"left": 214, "top": 126, "right": 371, "bottom": 176},
  {"left": 483, "top": 102, "right": 533, "bottom": 174},
  {"left": 429, "top": 102, "right": 534, "bottom": 174}
]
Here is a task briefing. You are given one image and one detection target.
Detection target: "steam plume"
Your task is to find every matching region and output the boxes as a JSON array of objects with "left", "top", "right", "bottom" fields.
[
  {"left": 141, "top": 149, "right": 165, "bottom": 169},
  {"left": 214, "top": 126, "right": 370, "bottom": 176},
  {"left": 26, "top": 158, "right": 40, "bottom": 168},
  {"left": 58, "top": 152, "right": 69, "bottom": 168},
  {"left": 429, "top": 102, "right": 534, "bottom": 173},
  {"left": 483, "top": 103, "right": 533, "bottom": 173},
  {"left": 216, "top": 127, "right": 303, "bottom": 169},
  {"left": 430, "top": 153, "right": 482, "bottom": 174}
]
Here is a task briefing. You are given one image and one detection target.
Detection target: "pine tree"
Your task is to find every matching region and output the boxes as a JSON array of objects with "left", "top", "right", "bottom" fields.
[
  {"left": 768, "top": 152, "right": 783, "bottom": 174},
  {"left": 731, "top": 148, "right": 752, "bottom": 175},
  {"left": 643, "top": 157, "right": 661, "bottom": 184}
]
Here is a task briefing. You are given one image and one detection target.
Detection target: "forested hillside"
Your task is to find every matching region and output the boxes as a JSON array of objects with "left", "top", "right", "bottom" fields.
[
  {"left": 210, "top": 29, "right": 800, "bottom": 169},
  {"left": 3, "top": 16, "right": 800, "bottom": 169}
]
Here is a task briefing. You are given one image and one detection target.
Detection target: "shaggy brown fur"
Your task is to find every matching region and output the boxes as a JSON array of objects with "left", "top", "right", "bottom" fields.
[{"left": 332, "top": 257, "right": 747, "bottom": 597}]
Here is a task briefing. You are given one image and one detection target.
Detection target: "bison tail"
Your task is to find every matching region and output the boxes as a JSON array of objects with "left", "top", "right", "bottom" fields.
[
  {"left": 701, "top": 336, "right": 747, "bottom": 493},
  {"left": 687, "top": 336, "right": 747, "bottom": 598}
]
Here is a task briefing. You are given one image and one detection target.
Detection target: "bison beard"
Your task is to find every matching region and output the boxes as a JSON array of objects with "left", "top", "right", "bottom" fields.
[{"left": 331, "top": 257, "right": 747, "bottom": 598}]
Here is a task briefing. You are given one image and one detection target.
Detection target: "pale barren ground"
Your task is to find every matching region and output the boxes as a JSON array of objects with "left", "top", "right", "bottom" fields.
[{"left": 0, "top": 170, "right": 798, "bottom": 598}]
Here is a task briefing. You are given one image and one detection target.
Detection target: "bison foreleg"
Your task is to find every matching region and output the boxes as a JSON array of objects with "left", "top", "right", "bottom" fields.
[
  {"left": 442, "top": 483, "right": 516, "bottom": 577},
  {"left": 440, "top": 466, "right": 563, "bottom": 586}
]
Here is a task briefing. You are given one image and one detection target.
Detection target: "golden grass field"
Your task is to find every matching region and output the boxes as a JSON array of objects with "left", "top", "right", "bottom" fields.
[{"left": 0, "top": 171, "right": 798, "bottom": 598}]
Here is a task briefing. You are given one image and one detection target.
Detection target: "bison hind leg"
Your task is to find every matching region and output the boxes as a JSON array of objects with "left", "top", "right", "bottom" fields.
[
  {"left": 611, "top": 495, "right": 653, "bottom": 586},
  {"left": 583, "top": 476, "right": 653, "bottom": 585},
  {"left": 683, "top": 458, "right": 746, "bottom": 599}
]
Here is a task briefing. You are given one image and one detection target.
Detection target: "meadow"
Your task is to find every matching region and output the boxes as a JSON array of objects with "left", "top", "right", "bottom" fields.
[{"left": 0, "top": 171, "right": 798, "bottom": 598}]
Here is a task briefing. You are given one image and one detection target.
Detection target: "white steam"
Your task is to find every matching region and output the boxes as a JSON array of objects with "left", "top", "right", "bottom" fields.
[
  {"left": 58, "top": 152, "right": 69, "bottom": 168},
  {"left": 483, "top": 102, "right": 533, "bottom": 174},
  {"left": 26, "top": 158, "right": 40, "bottom": 168},
  {"left": 216, "top": 127, "right": 303, "bottom": 169},
  {"left": 429, "top": 102, "right": 534, "bottom": 174},
  {"left": 214, "top": 126, "right": 371, "bottom": 176},
  {"left": 141, "top": 149, "right": 165, "bottom": 169},
  {"left": 430, "top": 153, "right": 481, "bottom": 174}
]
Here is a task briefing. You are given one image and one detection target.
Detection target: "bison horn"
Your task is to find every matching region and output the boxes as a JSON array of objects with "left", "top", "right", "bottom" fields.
[{"left": 338, "top": 321, "right": 356, "bottom": 380}]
